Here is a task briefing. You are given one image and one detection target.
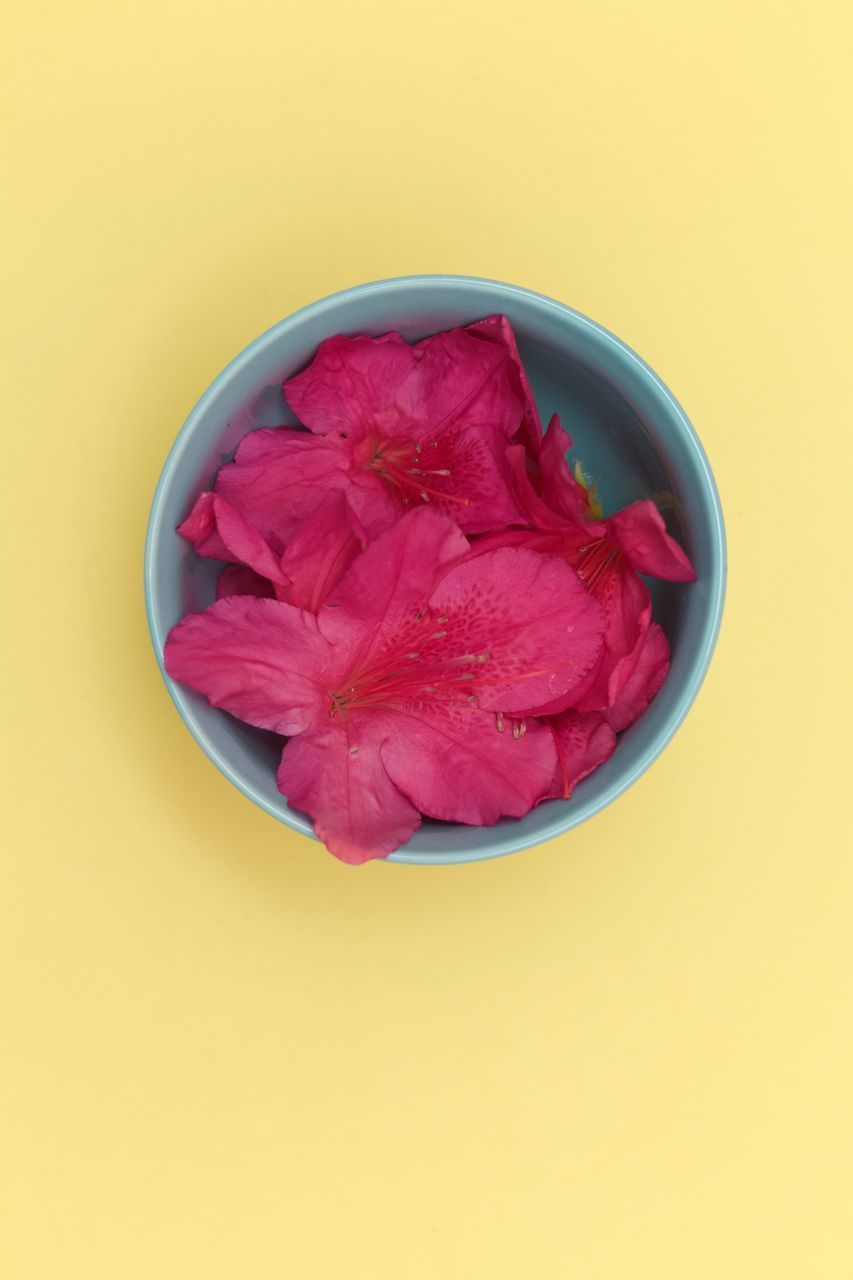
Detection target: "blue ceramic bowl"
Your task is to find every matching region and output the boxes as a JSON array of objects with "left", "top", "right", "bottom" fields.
[{"left": 145, "top": 276, "right": 725, "bottom": 865}]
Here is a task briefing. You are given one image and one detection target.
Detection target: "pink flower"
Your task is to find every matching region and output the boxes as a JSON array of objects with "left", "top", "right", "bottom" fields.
[
  {"left": 165, "top": 509, "right": 605, "bottom": 863},
  {"left": 475, "top": 417, "right": 695, "bottom": 723},
  {"left": 178, "top": 490, "right": 367, "bottom": 612},
  {"left": 213, "top": 318, "right": 538, "bottom": 547}
]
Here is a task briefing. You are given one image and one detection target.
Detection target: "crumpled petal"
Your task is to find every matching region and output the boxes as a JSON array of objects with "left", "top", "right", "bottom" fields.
[
  {"left": 277, "top": 716, "right": 421, "bottom": 864},
  {"left": 379, "top": 703, "right": 557, "bottom": 824},
  {"left": 602, "top": 622, "right": 670, "bottom": 732},
  {"left": 164, "top": 596, "right": 342, "bottom": 735},
  {"left": 543, "top": 710, "right": 617, "bottom": 800},
  {"left": 606, "top": 500, "right": 697, "bottom": 581}
]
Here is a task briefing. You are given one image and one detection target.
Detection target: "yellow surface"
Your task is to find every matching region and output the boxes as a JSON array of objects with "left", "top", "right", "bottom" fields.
[{"left": 3, "top": 1, "right": 852, "bottom": 1275}]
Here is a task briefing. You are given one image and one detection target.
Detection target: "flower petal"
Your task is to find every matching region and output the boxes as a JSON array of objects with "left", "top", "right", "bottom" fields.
[
  {"left": 602, "top": 622, "right": 670, "bottom": 732},
  {"left": 544, "top": 711, "right": 617, "bottom": 800},
  {"left": 176, "top": 491, "right": 231, "bottom": 560},
  {"left": 284, "top": 332, "right": 417, "bottom": 439},
  {"left": 606, "top": 500, "right": 697, "bottom": 581},
  {"left": 318, "top": 508, "right": 469, "bottom": 655},
  {"left": 215, "top": 426, "right": 397, "bottom": 548},
  {"left": 216, "top": 564, "right": 275, "bottom": 600},
  {"left": 405, "top": 319, "right": 530, "bottom": 440},
  {"left": 534, "top": 416, "right": 591, "bottom": 523},
  {"left": 573, "top": 561, "right": 652, "bottom": 712},
  {"left": 430, "top": 545, "right": 605, "bottom": 714},
  {"left": 277, "top": 717, "right": 421, "bottom": 864},
  {"left": 505, "top": 438, "right": 588, "bottom": 537},
  {"left": 279, "top": 492, "right": 368, "bottom": 614},
  {"left": 212, "top": 493, "right": 290, "bottom": 586},
  {"left": 467, "top": 315, "right": 542, "bottom": 450},
  {"left": 423, "top": 421, "right": 526, "bottom": 533},
  {"left": 379, "top": 704, "right": 556, "bottom": 823},
  {"left": 178, "top": 490, "right": 290, "bottom": 593},
  {"left": 164, "top": 596, "right": 340, "bottom": 735}
]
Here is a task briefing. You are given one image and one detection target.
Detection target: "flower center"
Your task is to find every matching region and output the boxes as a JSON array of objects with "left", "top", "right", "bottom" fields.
[
  {"left": 361, "top": 436, "right": 469, "bottom": 508},
  {"left": 328, "top": 612, "right": 490, "bottom": 717},
  {"left": 327, "top": 609, "right": 580, "bottom": 719},
  {"left": 574, "top": 538, "right": 621, "bottom": 592}
]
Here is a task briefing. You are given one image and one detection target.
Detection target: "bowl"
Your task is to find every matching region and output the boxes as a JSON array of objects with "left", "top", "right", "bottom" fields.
[{"left": 145, "top": 275, "right": 726, "bottom": 865}]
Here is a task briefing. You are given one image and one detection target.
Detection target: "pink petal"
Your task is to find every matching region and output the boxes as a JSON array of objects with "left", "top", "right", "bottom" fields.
[
  {"left": 215, "top": 427, "right": 397, "bottom": 548},
  {"left": 505, "top": 440, "right": 587, "bottom": 537},
  {"left": 405, "top": 320, "right": 530, "bottom": 440},
  {"left": 279, "top": 492, "right": 368, "bottom": 614},
  {"left": 216, "top": 565, "right": 275, "bottom": 600},
  {"left": 419, "top": 421, "right": 526, "bottom": 534},
  {"left": 573, "top": 562, "right": 652, "bottom": 712},
  {"left": 177, "top": 491, "right": 231, "bottom": 560},
  {"left": 210, "top": 494, "right": 289, "bottom": 588},
  {"left": 379, "top": 704, "right": 557, "bottom": 824},
  {"left": 544, "top": 711, "right": 617, "bottom": 800},
  {"left": 284, "top": 332, "right": 416, "bottom": 439},
  {"left": 606, "top": 500, "right": 697, "bottom": 581},
  {"left": 285, "top": 320, "right": 530, "bottom": 446},
  {"left": 534, "top": 416, "right": 591, "bottom": 524},
  {"left": 318, "top": 507, "right": 470, "bottom": 655},
  {"left": 164, "top": 596, "right": 341, "bottom": 735},
  {"left": 178, "top": 490, "right": 290, "bottom": 594},
  {"left": 603, "top": 622, "right": 670, "bottom": 732},
  {"left": 467, "top": 315, "right": 542, "bottom": 451},
  {"left": 277, "top": 716, "right": 421, "bottom": 864},
  {"left": 429, "top": 545, "right": 605, "bottom": 714}
]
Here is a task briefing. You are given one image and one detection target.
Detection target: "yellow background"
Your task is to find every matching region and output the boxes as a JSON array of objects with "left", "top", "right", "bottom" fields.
[{"left": 3, "top": 1, "right": 852, "bottom": 1275}]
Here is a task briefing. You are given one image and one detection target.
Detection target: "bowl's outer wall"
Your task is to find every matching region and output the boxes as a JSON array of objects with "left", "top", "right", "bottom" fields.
[{"left": 145, "top": 276, "right": 726, "bottom": 864}]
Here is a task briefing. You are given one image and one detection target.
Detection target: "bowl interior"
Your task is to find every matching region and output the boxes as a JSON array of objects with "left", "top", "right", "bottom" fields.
[{"left": 146, "top": 277, "right": 724, "bottom": 864}]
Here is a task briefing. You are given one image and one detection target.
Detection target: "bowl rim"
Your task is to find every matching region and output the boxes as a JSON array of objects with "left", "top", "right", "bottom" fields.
[{"left": 144, "top": 273, "right": 726, "bottom": 866}]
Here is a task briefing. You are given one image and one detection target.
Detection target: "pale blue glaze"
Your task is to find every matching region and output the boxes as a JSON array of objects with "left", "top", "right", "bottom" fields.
[{"left": 144, "top": 276, "right": 726, "bottom": 865}]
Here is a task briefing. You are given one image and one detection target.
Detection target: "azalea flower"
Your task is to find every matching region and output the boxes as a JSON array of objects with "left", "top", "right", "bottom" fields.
[
  {"left": 178, "top": 490, "right": 367, "bottom": 612},
  {"left": 212, "top": 317, "right": 539, "bottom": 548},
  {"left": 165, "top": 509, "right": 604, "bottom": 863},
  {"left": 474, "top": 416, "right": 695, "bottom": 724}
]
